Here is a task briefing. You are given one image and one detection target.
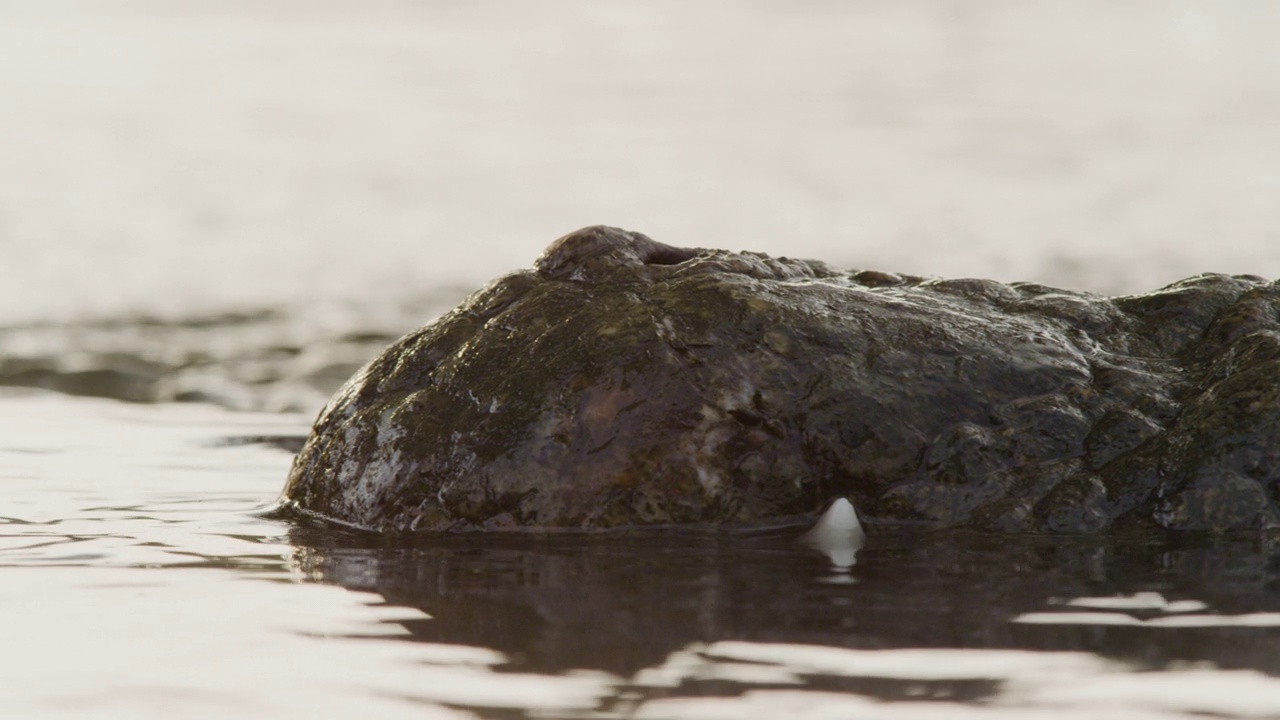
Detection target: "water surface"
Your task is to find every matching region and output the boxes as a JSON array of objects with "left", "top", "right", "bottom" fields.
[{"left": 4, "top": 390, "right": 1280, "bottom": 718}]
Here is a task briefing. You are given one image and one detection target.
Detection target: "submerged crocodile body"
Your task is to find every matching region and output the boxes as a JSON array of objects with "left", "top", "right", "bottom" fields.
[{"left": 282, "top": 226, "right": 1280, "bottom": 533}]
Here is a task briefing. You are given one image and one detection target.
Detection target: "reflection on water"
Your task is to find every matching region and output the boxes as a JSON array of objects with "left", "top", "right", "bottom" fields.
[
  {"left": 5, "top": 391, "right": 1280, "bottom": 718},
  {"left": 290, "top": 523, "right": 1280, "bottom": 682}
]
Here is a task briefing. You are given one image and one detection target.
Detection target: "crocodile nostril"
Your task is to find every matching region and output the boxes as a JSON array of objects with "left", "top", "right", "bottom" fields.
[
  {"left": 535, "top": 225, "right": 704, "bottom": 279},
  {"left": 640, "top": 243, "right": 700, "bottom": 266}
]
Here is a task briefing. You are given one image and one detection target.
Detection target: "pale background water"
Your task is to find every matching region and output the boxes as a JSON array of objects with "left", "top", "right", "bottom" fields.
[{"left": 3, "top": 1, "right": 1280, "bottom": 718}]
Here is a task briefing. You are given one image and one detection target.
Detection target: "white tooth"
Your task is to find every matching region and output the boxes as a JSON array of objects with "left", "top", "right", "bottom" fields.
[
  {"left": 806, "top": 497, "right": 867, "bottom": 546},
  {"left": 803, "top": 498, "right": 866, "bottom": 569}
]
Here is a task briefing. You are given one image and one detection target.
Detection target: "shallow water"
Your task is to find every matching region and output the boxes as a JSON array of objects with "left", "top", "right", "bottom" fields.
[
  {"left": 6, "top": 1, "right": 1280, "bottom": 717},
  {"left": 5, "top": 390, "right": 1280, "bottom": 718},
  {"left": 4, "top": 0, "right": 1280, "bottom": 327}
]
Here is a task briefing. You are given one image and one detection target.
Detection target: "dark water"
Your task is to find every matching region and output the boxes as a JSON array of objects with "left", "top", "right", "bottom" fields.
[
  {"left": 299, "top": 524, "right": 1280, "bottom": 679},
  {"left": 292, "top": 524, "right": 1280, "bottom": 717}
]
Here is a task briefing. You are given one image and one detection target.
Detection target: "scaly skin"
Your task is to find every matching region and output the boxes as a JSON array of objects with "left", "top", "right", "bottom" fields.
[{"left": 282, "top": 226, "right": 1280, "bottom": 533}]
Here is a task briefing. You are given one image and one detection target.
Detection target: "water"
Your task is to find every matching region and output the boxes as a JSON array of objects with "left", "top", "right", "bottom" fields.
[
  {"left": 6, "top": 390, "right": 1280, "bottom": 718},
  {"left": 5, "top": 1, "right": 1280, "bottom": 717}
]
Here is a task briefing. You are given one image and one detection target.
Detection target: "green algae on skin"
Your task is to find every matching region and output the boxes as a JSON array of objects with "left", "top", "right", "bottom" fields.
[{"left": 282, "top": 226, "right": 1280, "bottom": 533}]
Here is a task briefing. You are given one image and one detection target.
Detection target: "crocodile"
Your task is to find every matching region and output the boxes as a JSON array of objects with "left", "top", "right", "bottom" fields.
[{"left": 281, "top": 226, "right": 1280, "bottom": 533}]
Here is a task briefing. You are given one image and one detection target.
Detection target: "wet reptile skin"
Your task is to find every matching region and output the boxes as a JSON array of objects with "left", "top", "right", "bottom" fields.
[{"left": 282, "top": 226, "right": 1280, "bottom": 533}]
